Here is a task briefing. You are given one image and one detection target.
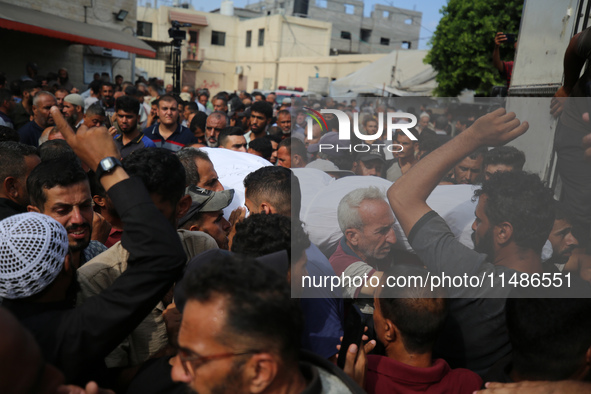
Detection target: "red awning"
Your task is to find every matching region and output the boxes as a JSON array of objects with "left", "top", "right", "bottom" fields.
[
  {"left": 169, "top": 10, "right": 208, "bottom": 27},
  {"left": 0, "top": 1, "right": 156, "bottom": 58}
]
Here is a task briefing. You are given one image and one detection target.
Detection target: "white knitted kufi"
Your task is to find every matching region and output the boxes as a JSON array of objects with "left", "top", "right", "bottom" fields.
[{"left": 0, "top": 212, "right": 68, "bottom": 299}]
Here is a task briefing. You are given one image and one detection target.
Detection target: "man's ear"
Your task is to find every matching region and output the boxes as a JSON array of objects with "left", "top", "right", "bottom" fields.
[
  {"left": 92, "top": 195, "right": 106, "bottom": 208},
  {"left": 260, "top": 202, "right": 274, "bottom": 215},
  {"left": 188, "top": 224, "right": 200, "bottom": 232},
  {"left": 245, "top": 353, "right": 278, "bottom": 394},
  {"left": 494, "top": 222, "right": 513, "bottom": 246},
  {"left": 176, "top": 194, "right": 193, "bottom": 219},
  {"left": 292, "top": 154, "right": 303, "bottom": 167},
  {"left": 345, "top": 228, "right": 360, "bottom": 246},
  {"left": 27, "top": 205, "right": 40, "bottom": 213}
]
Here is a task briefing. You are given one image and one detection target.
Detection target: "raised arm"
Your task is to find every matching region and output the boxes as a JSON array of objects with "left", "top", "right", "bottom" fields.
[
  {"left": 387, "top": 108, "right": 529, "bottom": 235},
  {"left": 493, "top": 32, "right": 507, "bottom": 73}
]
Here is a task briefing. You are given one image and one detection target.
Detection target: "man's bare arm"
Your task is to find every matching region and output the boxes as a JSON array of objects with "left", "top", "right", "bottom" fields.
[{"left": 387, "top": 109, "right": 529, "bottom": 236}]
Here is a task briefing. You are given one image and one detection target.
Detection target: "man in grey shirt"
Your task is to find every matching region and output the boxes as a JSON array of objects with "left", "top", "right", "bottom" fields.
[{"left": 387, "top": 109, "right": 558, "bottom": 375}]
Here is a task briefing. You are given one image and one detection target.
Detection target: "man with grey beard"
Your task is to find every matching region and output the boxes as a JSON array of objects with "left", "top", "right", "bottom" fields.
[
  {"left": 205, "top": 111, "right": 227, "bottom": 147},
  {"left": 62, "top": 94, "right": 84, "bottom": 129}
]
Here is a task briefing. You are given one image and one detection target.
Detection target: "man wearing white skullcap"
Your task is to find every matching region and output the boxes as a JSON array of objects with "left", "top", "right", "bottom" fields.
[{"left": 0, "top": 105, "right": 186, "bottom": 387}]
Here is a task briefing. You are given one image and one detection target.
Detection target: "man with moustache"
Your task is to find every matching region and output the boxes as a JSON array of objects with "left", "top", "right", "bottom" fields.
[
  {"left": 204, "top": 111, "right": 227, "bottom": 148},
  {"left": 27, "top": 158, "right": 106, "bottom": 269},
  {"left": 62, "top": 94, "right": 85, "bottom": 130},
  {"left": 111, "top": 96, "right": 155, "bottom": 158}
]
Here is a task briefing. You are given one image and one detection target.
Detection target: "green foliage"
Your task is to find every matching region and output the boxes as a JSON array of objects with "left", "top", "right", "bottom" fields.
[{"left": 425, "top": 0, "right": 523, "bottom": 96}]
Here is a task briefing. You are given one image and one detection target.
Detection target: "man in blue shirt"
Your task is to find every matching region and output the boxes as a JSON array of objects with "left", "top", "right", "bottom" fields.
[
  {"left": 111, "top": 96, "right": 155, "bottom": 159},
  {"left": 144, "top": 95, "right": 198, "bottom": 152}
]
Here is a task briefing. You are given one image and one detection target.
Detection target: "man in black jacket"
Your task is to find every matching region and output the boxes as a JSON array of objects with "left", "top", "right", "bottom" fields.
[{"left": 0, "top": 106, "right": 186, "bottom": 387}]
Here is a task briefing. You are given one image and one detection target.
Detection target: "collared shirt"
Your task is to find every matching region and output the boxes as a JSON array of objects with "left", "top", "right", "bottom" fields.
[
  {"left": 0, "top": 111, "right": 14, "bottom": 129},
  {"left": 365, "top": 356, "right": 482, "bottom": 394},
  {"left": 114, "top": 132, "right": 156, "bottom": 158},
  {"left": 18, "top": 120, "right": 44, "bottom": 147},
  {"left": 143, "top": 122, "right": 198, "bottom": 152}
]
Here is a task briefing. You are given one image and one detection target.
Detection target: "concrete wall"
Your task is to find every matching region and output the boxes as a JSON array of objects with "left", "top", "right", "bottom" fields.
[
  {"left": 1, "top": 0, "right": 137, "bottom": 89},
  {"left": 245, "top": 0, "right": 421, "bottom": 54}
]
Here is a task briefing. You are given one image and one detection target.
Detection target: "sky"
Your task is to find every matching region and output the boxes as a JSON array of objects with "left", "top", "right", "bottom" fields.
[{"left": 141, "top": 0, "right": 449, "bottom": 50}]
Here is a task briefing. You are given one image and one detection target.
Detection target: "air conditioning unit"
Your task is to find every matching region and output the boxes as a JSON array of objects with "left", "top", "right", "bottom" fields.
[{"left": 236, "top": 66, "right": 243, "bottom": 75}]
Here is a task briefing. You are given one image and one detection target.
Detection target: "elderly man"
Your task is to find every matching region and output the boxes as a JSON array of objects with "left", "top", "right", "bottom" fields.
[
  {"left": 329, "top": 187, "right": 397, "bottom": 309},
  {"left": 18, "top": 91, "right": 57, "bottom": 148},
  {"left": 62, "top": 94, "right": 85, "bottom": 129},
  {"left": 205, "top": 111, "right": 227, "bottom": 148}
]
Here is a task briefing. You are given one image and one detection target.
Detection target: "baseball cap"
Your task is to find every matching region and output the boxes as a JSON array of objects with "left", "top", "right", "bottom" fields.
[
  {"left": 64, "top": 94, "right": 84, "bottom": 108},
  {"left": 0, "top": 213, "right": 69, "bottom": 299},
  {"left": 282, "top": 98, "right": 292, "bottom": 105},
  {"left": 178, "top": 186, "right": 235, "bottom": 228},
  {"left": 355, "top": 145, "right": 385, "bottom": 163}
]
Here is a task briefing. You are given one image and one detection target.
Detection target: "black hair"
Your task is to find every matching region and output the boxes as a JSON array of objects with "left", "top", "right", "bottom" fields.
[
  {"left": 86, "top": 103, "right": 105, "bottom": 117},
  {"left": 0, "top": 88, "right": 11, "bottom": 106},
  {"left": 115, "top": 95, "right": 140, "bottom": 114},
  {"left": 378, "top": 265, "right": 448, "bottom": 354},
  {"left": 27, "top": 158, "right": 87, "bottom": 209},
  {"left": 278, "top": 138, "right": 308, "bottom": 165},
  {"left": 158, "top": 94, "right": 178, "bottom": 107},
  {"left": 124, "top": 85, "right": 141, "bottom": 98},
  {"left": 467, "top": 146, "right": 487, "bottom": 160},
  {"left": 0, "top": 142, "right": 38, "bottom": 183},
  {"left": 252, "top": 91, "right": 266, "bottom": 100},
  {"left": 249, "top": 137, "right": 273, "bottom": 161},
  {"left": 100, "top": 81, "right": 112, "bottom": 90},
  {"left": 189, "top": 111, "right": 207, "bottom": 134},
  {"left": 418, "top": 135, "right": 450, "bottom": 158},
  {"left": 213, "top": 95, "right": 228, "bottom": 105},
  {"left": 251, "top": 101, "right": 273, "bottom": 119},
  {"left": 176, "top": 148, "right": 212, "bottom": 187},
  {"left": 483, "top": 146, "right": 526, "bottom": 171},
  {"left": 506, "top": 298, "right": 591, "bottom": 380},
  {"left": 21, "top": 80, "right": 39, "bottom": 94},
  {"left": 89, "top": 80, "right": 102, "bottom": 95},
  {"left": 474, "top": 171, "right": 555, "bottom": 253},
  {"left": 554, "top": 201, "right": 575, "bottom": 224},
  {"left": 0, "top": 126, "right": 19, "bottom": 143},
  {"left": 218, "top": 127, "right": 245, "bottom": 147},
  {"left": 326, "top": 116, "right": 339, "bottom": 132},
  {"left": 243, "top": 166, "right": 301, "bottom": 218},
  {"left": 122, "top": 148, "right": 186, "bottom": 206},
  {"left": 266, "top": 133, "right": 282, "bottom": 144},
  {"left": 38, "top": 140, "right": 78, "bottom": 163},
  {"left": 180, "top": 255, "right": 303, "bottom": 364},
  {"left": 185, "top": 101, "right": 199, "bottom": 113},
  {"left": 232, "top": 214, "right": 310, "bottom": 264}
]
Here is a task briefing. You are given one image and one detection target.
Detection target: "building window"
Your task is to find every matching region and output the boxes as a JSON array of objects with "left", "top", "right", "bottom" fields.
[
  {"left": 137, "top": 21, "right": 152, "bottom": 38},
  {"left": 360, "top": 29, "right": 371, "bottom": 42},
  {"left": 258, "top": 28, "right": 265, "bottom": 46},
  {"left": 316, "top": 0, "right": 327, "bottom": 7},
  {"left": 246, "top": 30, "right": 252, "bottom": 47},
  {"left": 402, "top": 41, "right": 411, "bottom": 49},
  {"left": 344, "top": 4, "right": 354, "bottom": 14},
  {"left": 341, "top": 31, "right": 352, "bottom": 40},
  {"left": 380, "top": 37, "right": 390, "bottom": 46},
  {"left": 211, "top": 31, "right": 226, "bottom": 46}
]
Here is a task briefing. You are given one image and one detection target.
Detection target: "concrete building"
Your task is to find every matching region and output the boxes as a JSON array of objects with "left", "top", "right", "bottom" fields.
[
  {"left": 136, "top": 5, "right": 336, "bottom": 94},
  {"left": 244, "top": 0, "right": 422, "bottom": 54},
  {"left": 0, "top": 0, "right": 155, "bottom": 89}
]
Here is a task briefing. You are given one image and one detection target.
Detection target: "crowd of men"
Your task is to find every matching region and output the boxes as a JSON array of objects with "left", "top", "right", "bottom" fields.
[{"left": 0, "top": 66, "right": 591, "bottom": 394}]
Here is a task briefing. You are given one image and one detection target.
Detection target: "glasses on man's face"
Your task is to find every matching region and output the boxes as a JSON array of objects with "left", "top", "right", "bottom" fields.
[{"left": 177, "top": 348, "right": 260, "bottom": 377}]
